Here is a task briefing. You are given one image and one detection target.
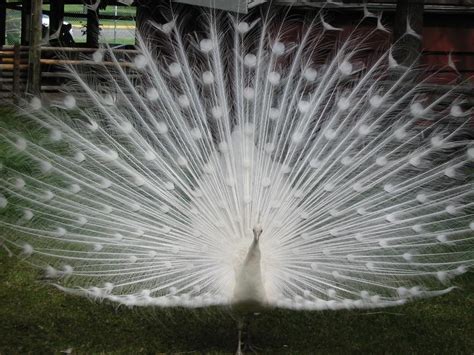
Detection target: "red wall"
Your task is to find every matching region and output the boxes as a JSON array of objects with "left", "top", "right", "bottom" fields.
[{"left": 422, "top": 26, "right": 474, "bottom": 83}]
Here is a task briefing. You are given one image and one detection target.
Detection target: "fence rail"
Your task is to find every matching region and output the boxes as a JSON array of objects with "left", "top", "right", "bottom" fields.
[
  {"left": 0, "top": 45, "right": 473, "bottom": 104},
  {"left": 0, "top": 44, "right": 25, "bottom": 100},
  {"left": 0, "top": 45, "right": 139, "bottom": 102}
]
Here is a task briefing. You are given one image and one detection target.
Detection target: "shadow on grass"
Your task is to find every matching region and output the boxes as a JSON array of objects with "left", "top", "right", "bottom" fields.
[{"left": 1, "top": 253, "right": 473, "bottom": 354}]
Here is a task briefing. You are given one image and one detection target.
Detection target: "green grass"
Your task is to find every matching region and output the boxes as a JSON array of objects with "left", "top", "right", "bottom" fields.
[
  {"left": 1, "top": 252, "right": 473, "bottom": 354},
  {"left": 43, "top": 4, "right": 137, "bottom": 27},
  {"left": 42, "top": 4, "right": 136, "bottom": 17},
  {"left": 1, "top": 107, "right": 473, "bottom": 353}
]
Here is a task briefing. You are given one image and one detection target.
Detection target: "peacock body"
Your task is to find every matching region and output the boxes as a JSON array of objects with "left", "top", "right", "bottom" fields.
[{"left": 0, "top": 7, "right": 473, "bottom": 314}]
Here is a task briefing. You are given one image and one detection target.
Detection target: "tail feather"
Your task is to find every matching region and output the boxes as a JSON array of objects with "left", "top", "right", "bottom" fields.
[{"left": 0, "top": 7, "right": 473, "bottom": 309}]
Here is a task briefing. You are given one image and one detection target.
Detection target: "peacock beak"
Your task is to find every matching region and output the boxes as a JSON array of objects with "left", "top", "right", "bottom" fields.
[{"left": 252, "top": 225, "right": 263, "bottom": 242}]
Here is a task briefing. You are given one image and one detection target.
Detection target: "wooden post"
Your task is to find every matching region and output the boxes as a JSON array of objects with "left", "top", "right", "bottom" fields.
[
  {"left": 13, "top": 44, "right": 21, "bottom": 99},
  {"left": 136, "top": 0, "right": 153, "bottom": 33},
  {"left": 0, "top": 0, "right": 6, "bottom": 46},
  {"left": 135, "top": 0, "right": 169, "bottom": 44},
  {"left": 50, "top": 0, "right": 64, "bottom": 37},
  {"left": 27, "top": 0, "right": 42, "bottom": 94},
  {"left": 393, "top": 0, "right": 424, "bottom": 66},
  {"left": 136, "top": 0, "right": 168, "bottom": 30},
  {"left": 21, "top": 0, "right": 32, "bottom": 45},
  {"left": 86, "top": 0, "right": 100, "bottom": 48}
]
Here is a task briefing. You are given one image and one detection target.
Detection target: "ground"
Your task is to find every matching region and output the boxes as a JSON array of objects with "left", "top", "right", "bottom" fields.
[{"left": 0, "top": 252, "right": 473, "bottom": 354}]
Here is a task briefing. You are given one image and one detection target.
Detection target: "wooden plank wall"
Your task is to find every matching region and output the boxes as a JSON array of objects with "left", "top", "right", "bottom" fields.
[{"left": 0, "top": 1, "right": 472, "bottom": 101}]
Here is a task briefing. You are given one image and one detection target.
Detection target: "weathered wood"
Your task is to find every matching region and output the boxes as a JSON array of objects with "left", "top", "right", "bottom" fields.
[
  {"left": 40, "top": 58, "right": 137, "bottom": 68},
  {"left": 27, "top": 0, "right": 42, "bottom": 94},
  {"left": 0, "top": 66, "right": 27, "bottom": 73},
  {"left": 136, "top": 0, "right": 168, "bottom": 43},
  {"left": 1, "top": 46, "right": 139, "bottom": 54},
  {"left": 86, "top": 0, "right": 100, "bottom": 48},
  {"left": 13, "top": 44, "right": 22, "bottom": 98},
  {"left": 20, "top": 0, "right": 31, "bottom": 45},
  {"left": 393, "top": 0, "right": 425, "bottom": 66},
  {"left": 136, "top": 0, "right": 152, "bottom": 33},
  {"left": 49, "top": 0, "right": 65, "bottom": 37},
  {"left": 0, "top": 0, "right": 6, "bottom": 46}
]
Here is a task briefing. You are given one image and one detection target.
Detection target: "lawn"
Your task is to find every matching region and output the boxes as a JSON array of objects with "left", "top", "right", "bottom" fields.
[
  {"left": 1, "top": 252, "right": 473, "bottom": 354},
  {"left": 0, "top": 106, "right": 473, "bottom": 354},
  {"left": 43, "top": 4, "right": 137, "bottom": 27}
]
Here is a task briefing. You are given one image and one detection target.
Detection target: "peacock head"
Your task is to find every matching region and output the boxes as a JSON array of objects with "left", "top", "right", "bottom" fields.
[{"left": 252, "top": 224, "right": 263, "bottom": 242}]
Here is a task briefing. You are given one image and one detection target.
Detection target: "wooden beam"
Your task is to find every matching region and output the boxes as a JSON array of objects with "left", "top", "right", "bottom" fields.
[
  {"left": 135, "top": 0, "right": 167, "bottom": 43},
  {"left": 136, "top": 0, "right": 152, "bottom": 36},
  {"left": 49, "top": 0, "right": 64, "bottom": 37},
  {"left": 393, "top": 0, "right": 425, "bottom": 66},
  {"left": 20, "top": 0, "right": 31, "bottom": 45},
  {"left": 0, "top": 0, "right": 6, "bottom": 46},
  {"left": 27, "top": 0, "right": 42, "bottom": 94},
  {"left": 86, "top": 0, "right": 99, "bottom": 48},
  {"left": 13, "top": 44, "right": 22, "bottom": 99}
]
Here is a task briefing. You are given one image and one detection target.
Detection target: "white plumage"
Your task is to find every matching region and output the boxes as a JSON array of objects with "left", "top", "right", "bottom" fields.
[{"left": 0, "top": 7, "right": 473, "bottom": 314}]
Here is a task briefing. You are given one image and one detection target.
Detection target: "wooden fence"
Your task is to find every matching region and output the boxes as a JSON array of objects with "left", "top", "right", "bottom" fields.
[
  {"left": 0, "top": 44, "right": 26, "bottom": 100},
  {"left": 0, "top": 45, "right": 472, "bottom": 104},
  {"left": 0, "top": 46, "right": 139, "bottom": 102}
]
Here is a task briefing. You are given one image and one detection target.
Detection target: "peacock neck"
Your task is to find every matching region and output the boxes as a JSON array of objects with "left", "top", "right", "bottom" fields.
[{"left": 232, "top": 229, "right": 266, "bottom": 308}]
